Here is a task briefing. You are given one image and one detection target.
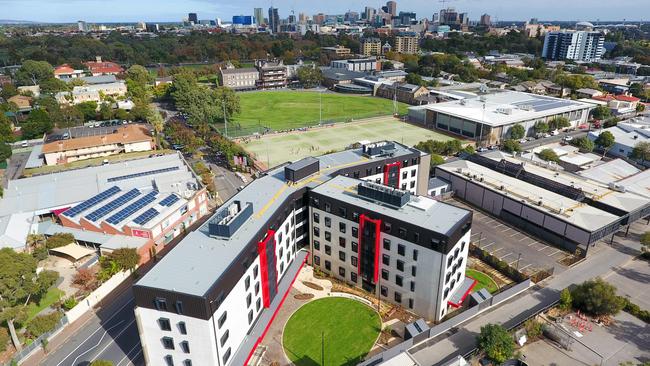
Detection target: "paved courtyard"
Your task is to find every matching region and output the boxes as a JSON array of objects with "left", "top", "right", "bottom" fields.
[{"left": 605, "top": 258, "right": 650, "bottom": 310}]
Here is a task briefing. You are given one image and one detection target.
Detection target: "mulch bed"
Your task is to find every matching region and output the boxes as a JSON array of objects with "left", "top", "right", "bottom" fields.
[
  {"left": 302, "top": 281, "right": 324, "bottom": 291},
  {"left": 294, "top": 293, "right": 315, "bottom": 300}
]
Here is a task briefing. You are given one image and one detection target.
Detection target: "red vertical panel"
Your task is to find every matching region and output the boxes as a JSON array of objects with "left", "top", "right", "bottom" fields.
[
  {"left": 358, "top": 214, "right": 382, "bottom": 283},
  {"left": 383, "top": 161, "right": 402, "bottom": 188},
  {"left": 357, "top": 215, "right": 365, "bottom": 276},
  {"left": 257, "top": 229, "right": 276, "bottom": 308},
  {"left": 373, "top": 218, "right": 381, "bottom": 283}
]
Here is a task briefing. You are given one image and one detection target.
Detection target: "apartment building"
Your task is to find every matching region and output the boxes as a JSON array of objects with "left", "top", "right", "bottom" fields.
[
  {"left": 362, "top": 38, "right": 383, "bottom": 56},
  {"left": 331, "top": 57, "right": 379, "bottom": 72},
  {"left": 255, "top": 60, "right": 287, "bottom": 89},
  {"left": 395, "top": 32, "right": 420, "bottom": 54},
  {"left": 542, "top": 31, "right": 605, "bottom": 62},
  {"left": 55, "top": 81, "right": 127, "bottom": 105},
  {"left": 133, "top": 141, "right": 466, "bottom": 366},
  {"left": 220, "top": 67, "right": 259, "bottom": 91}
]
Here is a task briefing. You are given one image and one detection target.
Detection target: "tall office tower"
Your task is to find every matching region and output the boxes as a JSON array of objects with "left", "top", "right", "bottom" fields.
[
  {"left": 77, "top": 20, "right": 88, "bottom": 32},
  {"left": 386, "top": 1, "right": 397, "bottom": 17},
  {"left": 344, "top": 11, "right": 360, "bottom": 23},
  {"left": 188, "top": 13, "right": 198, "bottom": 24},
  {"left": 298, "top": 12, "right": 308, "bottom": 24},
  {"left": 542, "top": 31, "right": 605, "bottom": 62},
  {"left": 254, "top": 8, "right": 264, "bottom": 25},
  {"left": 530, "top": 17, "right": 539, "bottom": 24},
  {"left": 364, "top": 7, "right": 376, "bottom": 22},
  {"left": 480, "top": 14, "right": 491, "bottom": 27},
  {"left": 288, "top": 14, "right": 296, "bottom": 24},
  {"left": 312, "top": 13, "right": 325, "bottom": 25},
  {"left": 398, "top": 11, "right": 416, "bottom": 25},
  {"left": 268, "top": 7, "right": 280, "bottom": 33}
]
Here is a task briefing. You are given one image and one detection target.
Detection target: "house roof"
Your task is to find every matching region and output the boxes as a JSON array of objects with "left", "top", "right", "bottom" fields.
[
  {"left": 83, "top": 61, "right": 123, "bottom": 74},
  {"left": 8, "top": 95, "right": 32, "bottom": 108},
  {"left": 220, "top": 67, "right": 258, "bottom": 75},
  {"left": 42, "top": 125, "right": 152, "bottom": 154},
  {"left": 54, "top": 64, "right": 77, "bottom": 75}
]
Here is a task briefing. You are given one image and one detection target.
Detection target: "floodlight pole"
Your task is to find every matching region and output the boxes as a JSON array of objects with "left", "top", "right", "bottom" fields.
[
  {"left": 223, "top": 100, "right": 228, "bottom": 139},
  {"left": 319, "top": 85, "right": 323, "bottom": 125}
]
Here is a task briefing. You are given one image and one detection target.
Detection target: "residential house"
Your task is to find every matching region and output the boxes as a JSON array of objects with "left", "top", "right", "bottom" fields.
[
  {"left": 83, "top": 57, "right": 124, "bottom": 76},
  {"left": 17, "top": 85, "right": 40, "bottom": 98},
  {"left": 599, "top": 78, "right": 630, "bottom": 94},
  {"left": 576, "top": 88, "right": 603, "bottom": 99},
  {"left": 7, "top": 95, "right": 33, "bottom": 112},
  {"left": 54, "top": 64, "right": 85, "bottom": 79},
  {"left": 588, "top": 117, "right": 650, "bottom": 159},
  {"left": 0, "top": 74, "right": 12, "bottom": 87},
  {"left": 593, "top": 94, "right": 641, "bottom": 115},
  {"left": 55, "top": 81, "right": 128, "bottom": 105}
]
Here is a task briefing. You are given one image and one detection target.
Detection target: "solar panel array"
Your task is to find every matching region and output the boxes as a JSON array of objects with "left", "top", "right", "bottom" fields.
[
  {"left": 64, "top": 186, "right": 121, "bottom": 217},
  {"left": 159, "top": 194, "right": 180, "bottom": 207},
  {"left": 513, "top": 98, "right": 575, "bottom": 113},
  {"left": 106, "top": 190, "right": 158, "bottom": 225},
  {"left": 84, "top": 188, "right": 141, "bottom": 222},
  {"left": 107, "top": 166, "right": 180, "bottom": 183},
  {"left": 133, "top": 208, "right": 160, "bottom": 225}
]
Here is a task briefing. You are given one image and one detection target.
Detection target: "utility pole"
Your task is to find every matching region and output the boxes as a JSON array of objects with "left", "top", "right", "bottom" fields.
[{"left": 516, "top": 253, "right": 522, "bottom": 270}]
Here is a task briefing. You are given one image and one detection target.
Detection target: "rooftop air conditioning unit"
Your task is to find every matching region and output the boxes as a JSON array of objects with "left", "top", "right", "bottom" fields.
[
  {"left": 460, "top": 99, "right": 467, "bottom": 105},
  {"left": 499, "top": 185, "right": 505, "bottom": 190},
  {"left": 538, "top": 200, "right": 543, "bottom": 206},
  {"left": 608, "top": 183, "right": 627, "bottom": 193}
]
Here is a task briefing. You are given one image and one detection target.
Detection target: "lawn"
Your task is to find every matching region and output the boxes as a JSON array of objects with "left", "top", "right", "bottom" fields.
[
  {"left": 283, "top": 297, "right": 381, "bottom": 366},
  {"left": 25, "top": 287, "right": 64, "bottom": 321},
  {"left": 466, "top": 269, "right": 499, "bottom": 294},
  {"left": 241, "top": 116, "right": 456, "bottom": 168},
  {"left": 226, "top": 91, "right": 410, "bottom": 136}
]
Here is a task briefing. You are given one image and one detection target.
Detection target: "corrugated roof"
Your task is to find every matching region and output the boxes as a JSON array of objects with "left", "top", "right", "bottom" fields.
[{"left": 42, "top": 125, "right": 152, "bottom": 154}]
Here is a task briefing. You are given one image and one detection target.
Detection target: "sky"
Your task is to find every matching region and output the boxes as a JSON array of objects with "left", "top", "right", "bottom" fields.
[{"left": 0, "top": 0, "right": 647, "bottom": 23}]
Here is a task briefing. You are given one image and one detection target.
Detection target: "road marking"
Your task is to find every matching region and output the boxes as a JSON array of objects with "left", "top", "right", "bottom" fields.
[
  {"left": 509, "top": 259, "right": 519, "bottom": 266},
  {"left": 483, "top": 219, "right": 495, "bottom": 224},
  {"left": 117, "top": 341, "right": 142, "bottom": 366},
  {"left": 494, "top": 223, "right": 505, "bottom": 228},
  {"left": 123, "top": 349, "right": 143, "bottom": 366},
  {"left": 66, "top": 320, "right": 126, "bottom": 366},
  {"left": 471, "top": 233, "right": 481, "bottom": 238},
  {"left": 492, "top": 247, "right": 504, "bottom": 254},
  {"left": 538, "top": 245, "right": 549, "bottom": 251},
  {"left": 528, "top": 241, "right": 538, "bottom": 247},
  {"left": 548, "top": 249, "right": 562, "bottom": 257},
  {"left": 520, "top": 264, "right": 533, "bottom": 271},
  {"left": 90, "top": 318, "right": 137, "bottom": 363},
  {"left": 482, "top": 242, "right": 495, "bottom": 249},
  {"left": 518, "top": 236, "right": 529, "bottom": 242},
  {"left": 500, "top": 227, "right": 511, "bottom": 233},
  {"left": 500, "top": 252, "right": 513, "bottom": 260},
  {"left": 509, "top": 232, "right": 519, "bottom": 237},
  {"left": 55, "top": 298, "right": 135, "bottom": 366}
]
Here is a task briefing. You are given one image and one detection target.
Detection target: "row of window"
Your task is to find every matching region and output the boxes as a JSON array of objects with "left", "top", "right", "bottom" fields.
[
  {"left": 162, "top": 355, "right": 192, "bottom": 366},
  {"left": 379, "top": 286, "right": 415, "bottom": 309}
]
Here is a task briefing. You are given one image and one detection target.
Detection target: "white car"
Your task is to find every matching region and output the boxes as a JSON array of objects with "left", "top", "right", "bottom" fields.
[
  {"left": 550, "top": 130, "right": 560, "bottom": 136},
  {"left": 519, "top": 138, "right": 527, "bottom": 144},
  {"left": 563, "top": 135, "right": 574, "bottom": 142}
]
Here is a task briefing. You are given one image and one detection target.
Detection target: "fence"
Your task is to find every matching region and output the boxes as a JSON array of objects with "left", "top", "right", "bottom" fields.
[
  {"left": 65, "top": 270, "right": 132, "bottom": 323},
  {"left": 4, "top": 315, "right": 69, "bottom": 366}
]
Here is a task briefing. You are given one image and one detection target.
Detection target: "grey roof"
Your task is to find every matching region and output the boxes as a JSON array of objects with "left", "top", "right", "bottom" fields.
[
  {"left": 64, "top": 75, "right": 118, "bottom": 85},
  {"left": 25, "top": 144, "right": 44, "bottom": 169},
  {"left": 578, "top": 159, "right": 640, "bottom": 184},
  {"left": 136, "top": 142, "right": 423, "bottom": 296},
  {"left": 38, "top": 221, "right": 149, "bottom": 250},
  {"left": 428, "top": 177, "right": 449, "bottom": 190},
  {"left": 220, "top": 67, "right": 258, "bottom": 75},
  {"left": 322, "top": 68, "right": 366, "bottom": 81},
  {"left": 311, "top": 175, "right": 470, "bottom": 237}
]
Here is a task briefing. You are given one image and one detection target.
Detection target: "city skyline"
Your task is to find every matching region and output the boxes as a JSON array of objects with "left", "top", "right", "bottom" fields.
[{"left": 0, "top": 0, "right": 647, "bottom": 24}]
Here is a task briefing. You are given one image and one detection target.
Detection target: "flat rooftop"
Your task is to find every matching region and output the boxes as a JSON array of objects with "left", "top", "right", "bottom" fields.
[
  {"left": 311, "top": 175, "right": 471, "bottom": 237},
  {"left": 136, "top": 142, "right": 421, "bottom": 296},
  {"left": 420, "top": 91, "right": 593, "bottom": 127},
  {"left": 437, "top": 160, "right": 620, "bottom": 232}
]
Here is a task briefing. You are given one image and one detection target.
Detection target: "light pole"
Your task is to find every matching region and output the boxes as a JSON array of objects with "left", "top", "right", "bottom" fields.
[
  {"left": 319, "top": 85, "right": 323, "bottom": 125},
  {"left": 222, "top": 100, "right": 228, "bottom": 139},
  {"left": 516, "top": 253, "right": 522, "bottom": 270}
]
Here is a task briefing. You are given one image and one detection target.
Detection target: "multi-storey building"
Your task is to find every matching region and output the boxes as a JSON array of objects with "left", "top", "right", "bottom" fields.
[
  {"left": 268, "top": 7, "right": 280, "bottom": 33},
  {"left": 362, "top": 38, "right": 383, "bottom": 56},
  {"left": 255, "top": 60, "right": 287, "bottom": 89},
  {"left": 542, "top": 31, "right": 605, "bottom": 62},
  {"left": 253, "top": 8, "right": 264, "bottom": 25},
  {"left": 220, "top": 67, "right": 259, "bottom": 91},
  {"left": 133, "top": 141, "right": 476, "bottom": 366},
  {"left": 331, "top": 57, "right": 379, "bottom": 72},
  {"left": 395, "top": 32, "right": 420, "bottom": 54}
]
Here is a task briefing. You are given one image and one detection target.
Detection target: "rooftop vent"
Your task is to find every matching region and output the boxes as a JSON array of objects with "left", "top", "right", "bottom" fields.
[
  {"left": 284, "top": 157, "right": 319, "bottom": 183},
  {"left": 357, "top": 181, "right": 410, "bottom": 207},
  {"left": 208, "top": 200, "right": 254, "bottom": 238},
  {"left": 362, "top": 141, "right": 396, "bottom": 157}
]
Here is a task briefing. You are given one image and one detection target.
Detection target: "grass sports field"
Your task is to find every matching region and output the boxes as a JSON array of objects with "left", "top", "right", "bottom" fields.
[
  {"left": 225, "top": 91, "right": 410, "bottom": 137},
  {"left": 283, "top": 297, "right": 381, "bottom": 366},
  {"left": 240, "top": 116, "right": 455, "bottom": 168}
]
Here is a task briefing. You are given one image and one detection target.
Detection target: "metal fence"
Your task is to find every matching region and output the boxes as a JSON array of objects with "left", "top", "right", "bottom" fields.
[{"left": 4, "top": 315, "right": 69, "bottom": 366}]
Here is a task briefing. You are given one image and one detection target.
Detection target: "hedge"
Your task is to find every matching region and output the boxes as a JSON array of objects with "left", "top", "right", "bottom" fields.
[
  {"left": 26, "top": 312, "right": 62, "bottom": 339},
  {"left": 469, "top": 243, "right": 528, "bottom": 282},
  {"left": 621, "top": 298, "right": 650, "bottom": 324}
]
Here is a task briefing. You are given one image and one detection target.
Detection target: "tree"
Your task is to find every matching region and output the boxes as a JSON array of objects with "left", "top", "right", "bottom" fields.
[
  {"left": 524, "top": 319, "right": 543, "bottom": 340},
  {"left": 147, "top": 108, "right": 164, "bottom": 145},
  {"left": 430, "top": 154, "right": 445, "bottom": 167},
  {"left": 45, "top": 233, "right": 75, "bottom": 249},
  {"left": 510, "top": 124, "right": 525, "bottom": 139},
  {"left": 39, "top": 78, "right": 69, "bottom": 94},
  {"left": 406, "top": 73, "right": 426, "bottom": 86},
  {"left": 637, "top": 103, "right": 646, "bottom": 113},
  {"left": 571, "top": 278, "right": 624, "bottom": 317},
  {"left": 14, "top": 60, "right": 54, "bottom": 86},
  {"left": 630, "top": 141, "right": 650, "bottom": 163},
  {"left": 594, "top": 131, "right": 615, "bottom": 156},
  {"left": 0, "top": 84, "right": 18, "bottom": 100},
  {"left": 502, "top": 139, "right": 521, "bottom": 153},
  {"left": 477, "top": 324, "right": 514, "bottom": 364},
  {"left": 640, "top": 231, "right": 650, "bottom": 251},
  {"left": 591, "top": 105, "right": 612, "bottom": 120},
  {"left": 98, "top": 103, "right": 114, "bottom": 121},
  {"left": 59, "top": 105, "right": 84, "bottom": 128},
  {"left": 72, "top": 268, "right": 97, "bottom": 292},
  {"left": 559, "top": 288, "right": 573, "bottom": 311},
  {"left": 296, "top": 66, "right": 322, "bottom": 88},
  {"left": 213, "top": 87, "right": 241, "bottom": 122},
  {"left": 538, "top": 148, "right": 560, "bottom": 162},
  {"left": 75, "top": 101, "right": 98, "bottom": 121},
  {"left": 22, "top": 108, "right": 53, "bottom": 139},
  {"left": 105, "top": 248, "right": 140, "bottom": 271},
  {"left": 126, "top": 65, "right": 152, "bottom": 86},
  {"left": 548, "top": 116, "right": 570, "bottom": 131},
  {"left": 0, "top": 144, "right": 12, "bottom": 162},
  {"left": 534, "top": 121, "right": 549, "bottom": 134},
  {"left": 572, "top": 136, "right": 595, "bottom": 152}
]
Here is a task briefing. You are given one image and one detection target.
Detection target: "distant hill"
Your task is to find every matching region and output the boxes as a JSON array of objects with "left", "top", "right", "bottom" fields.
[{"left": 0, "top": 19, "right": 39, "bottom": 24}]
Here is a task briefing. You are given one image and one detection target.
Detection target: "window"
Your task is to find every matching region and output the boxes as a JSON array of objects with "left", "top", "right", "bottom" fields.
[
  {"left": 410, "top": 281, "right": 415, "bottom": 292},
  {"left": 220, "top": 330, "right": 230, "bottom": 347},
  {"left": 351, "top": 272, "right": 357, "bottom": 283},
  {"left": 382, "top": 269, "right": 389, "bottom": 280},
  {"left": 366, "top": 168, "right": 372, "bottom": 176},
  {"left": 351, "top": 227, "right": 358, "bottom": 238},
  {"left": 396, "top": 260, "right": 404, "bottom": 271},
  {"left": 255, "top": 282, "right": 260, "bottom": 295},
  {"left": 410, "top": 181, "right": 415, "bottom": 189},
  {"left": 339, "top": 207, "right": 347, "bottom": 217},
  {"left": 246, "top": 293, "right": 252, "bottom": 307},
  {"left": 381, "top": 286, "right": 388, "bottom": 297},
  {"left": 446, "top": 272, "right": 451, "bottom": 284},
  {"left": 313, "top": 227, "right": 320, "bottom": 237},
  {"left": 158, "top": 318, "right": 171, "bottom": 331},
  {"left": 256, "top": 298, "right": 261, "bottom": 311},
  {"left": 411, "top": 266, "right": 417, "bottom": 277},
  {"left": 325, "top": 231, "right": 331, "bottom": 242},
  {"left": 183, "top": 360, "right": 192, "bottom": 366},
  {"left": 339, "top": 251, "right": 346, "bottom": 261},
  {"left": 413, "top": 249, "right": 419, "bottom": 261},
  {"left": 408, "top": 299, "right": 414, "bottom": 309},
  {"left": 398, "top": 244, "right": 405, "bottom": 256},
  {"left": 376, "top": 166, "right": 382, "bottom": 174},
  {"left": 324, "top": 217, "right": 331, "bottom": 228},
  {"left": 402, "top": 171, "right": 408, "bottom": 179},
  {"left": 248, "top": 310, "right": 254, "bottom": 324},
  {"left": 394, "top": 292, "right": 402, "bottom": 303},
  {"left": 351, "top": 256, "right": 358, "bottom": 267},
  {"left": 313, "top": 212, "right": 320, "bottom": 223},
  {"left": 244, "top": 276, "right": 251, "bottom": 290},
  {"left": 413, "top": 233, "right": 419, "bottom": 244},
  {"left": 222, "top": 348, "right": 231, "bottom": 364},
  {"left": 175, "top": 301, "right": 184, "bottom": 315},
  {"left": 351, "top": 242, "right": 358, "bottom": 252},
  {"left": 339, "top": 267, "right": 346, "bottom": 277},
  {"left": 352, "top": 212, "right": 360, "bottom": 221},
  {"left": 447, "top": 256, "right": 453, "bottom": 267},
  {"left": 314, "top": 255, "right": 320, "bottom": 265},
  {"left": 325, "top": 202, "right": 331, "bottom": 213},
  {"left": 325, "top": 245, "right": 331, "bottom": 255},
  {"left": 180, "top": 341, "right": 190, "bottom": 354},
  {"left": 314, "top": 240, "right": 320, "bottom": 251},
  {"left": 382, "top": 254, "right": 390, "bottom": 265},
  {"left": 178, "top": 322, "right": 187, "bottom": 335},
  {"left": 253, "top": 265, "right": 259, "bottom": 279},
  {"left": 384, "top": 222, "right": 392, "bottom": 233},
  {"left": 411, "top": 169, "right": 416, "bottom": 177},
  {"left": 395, "top": 275, "right": 403, "bottom": 287},
  {"left": 325, "top": 260, "right": 331, "bottom": 271},
  {"left": 218, "top": 312, "right": 227, "bottom": 328},
  {"left": 461, "top": 241, "right": 466, "bottom": 252},
  {"left": 339, "top": 237, "right": 346, "bottom": 248},
  {"left": 401, "top": 183, "right": 407, "bottom": 190},
  {"left": 154, "top": 298, "right": 167, "bottom": 311},
  {"left": 164, "top": 355, "right": 174, "bottom": 366},
  {"left": 398, "top": 228, "right": 407, "bottom": 239},
  {"left": 162, "top": 337, "right": 175, "bottom": 350},
  {"left": 383, "top": 239, "right": 391, "bottom": 250},
  {"left": 339, "top": 222, "right": 346, "bottom": 233},
  {"left": 353, "top": 171, "right": 360, "bottom": 179}
]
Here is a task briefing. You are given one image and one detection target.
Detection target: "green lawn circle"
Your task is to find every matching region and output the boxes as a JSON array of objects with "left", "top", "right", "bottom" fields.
[{"left": 282, "top": 297, "right": 381, "bottom": 366}]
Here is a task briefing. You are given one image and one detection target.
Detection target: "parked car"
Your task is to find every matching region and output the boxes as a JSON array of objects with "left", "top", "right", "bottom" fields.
[
  {"left": 477, "top": 147, "right": 488, "bottom": 152},
  {"left": 563, "top": 135, "right": 574, "bottom": 142},
  {"left": 519, "top": 138, "right": 527, "bottom": 144},
  {"left": 21, "top": 141, "right": 28, "bottom": 148},
  {"left": 62, "top": 132, "right": 70, "bottom": 140},
  {"left": 550, "top": 130, "right": 560, "bottom": 136},
  {"left": 543, "top": 133, "right": 551, "bottom": 138}
]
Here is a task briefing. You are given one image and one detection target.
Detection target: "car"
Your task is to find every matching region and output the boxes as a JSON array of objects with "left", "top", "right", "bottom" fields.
[
  {"left": 21, "top": 141, "right": 28, "bottom": 148},
  {"left": 543, "top": 133, "right": 551, "bottom": 138},
  {"left": 94, "top": 122, "right": 100, "bottom": 128},
  {"left": 102, "top": 159, "right": 109, "bottom": 165},
  {"left": 122, "top": 120, "right": 128, "bottom": 125},
  {"left": 237, "top": 186, "right": 245, "bottom": 192},
  {"left": 519, "top": 138, "right": 527, "bottom": 144},
  {"left": 62, "top": 132, "right": 70, "bottom": 140},
  {"left": 550, "top": 130, "right": 560, "bottom": 136},
  {"left": 563, "top": 135, "right": 574, "bottom": 142},
  {"left": 488, "top": 145, "right": 498, "bottom": 150},
  {"left": 477, "top": 147, "right": 488, "bottom": 152}
]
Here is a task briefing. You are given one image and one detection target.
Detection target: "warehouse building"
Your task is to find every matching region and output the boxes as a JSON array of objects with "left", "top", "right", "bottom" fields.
[
  {"left": 410, "top": 91, "right": 594, "bottom": 145},
  {"left": 132, "top": 141, "right": 475, "bottom": 366}
]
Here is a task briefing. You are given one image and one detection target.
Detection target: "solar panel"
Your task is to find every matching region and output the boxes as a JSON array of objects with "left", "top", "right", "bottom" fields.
[
  {"left": 106, "top": 190, "right": 158, "bottom": 225},
  {"left": 133, "top": 208, "right": 160, "bottom": 225},
  {"left": 159, "top": 194, "right": 180, "bottom": 207},
  {"left": 107, "top": 166, "right": 180, "bottom": 183},
  {"left": 63, "top": 186, "right": 121, "bottom": 217},
  {"left": 84, "top": 189, "right": 141, "bottom": 222}
]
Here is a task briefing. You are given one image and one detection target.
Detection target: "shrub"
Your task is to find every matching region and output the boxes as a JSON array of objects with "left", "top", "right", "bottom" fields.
[
  {"left": 559, "top": 288, "right": 572, "bottom": 311},
  {"left": 524, "top": 319, "right": 543, "bottom": 339},
  {"left": 104, "top": 248, "right": 140, "bottom": 272},
  {"left": 477, "top": 323, "right": 514, "bottom": 364},
  {"left": 45, "top": 233, "right": 75, "bottom": 249},
  {"left": 90, "top": 360, "right": 114, "bottom": 366},
  {"left": 0, "top": 327, "right": 9, "bottom": 353},
  {"left": 571, "top": 278, "right": 624, "bottom": 317},
  {"left": 621, "top": 297, "right": 650, "bottom": 323},
  {"left": 72, "top": 268, "right": 96, "bottom": 291},
  {"left": 26, "top": 312, "right": 62, "bottom": 338},
  {"left": 538, "top": 148, "right": 560, "bottom": 162},
  {"left": 62, "top": 297, "right": 78, "bottom": 311},
  {"left": 502, "top": 139, "right": 521, "bottom": 153}
]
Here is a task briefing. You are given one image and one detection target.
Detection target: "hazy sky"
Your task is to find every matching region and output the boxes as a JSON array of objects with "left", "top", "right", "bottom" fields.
[{"left": 0, "top": 0, "right": 647, "bottom": 23}]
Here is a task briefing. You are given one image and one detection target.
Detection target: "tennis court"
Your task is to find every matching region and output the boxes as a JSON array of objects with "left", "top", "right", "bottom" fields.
[{"left": 239, "top": 116, "right": 455, "bottom": 168}]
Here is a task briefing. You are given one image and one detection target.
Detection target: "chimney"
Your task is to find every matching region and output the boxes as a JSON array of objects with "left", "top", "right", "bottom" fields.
[{"left": 96, "top": 55, "right": 102, "bottom": 63}]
